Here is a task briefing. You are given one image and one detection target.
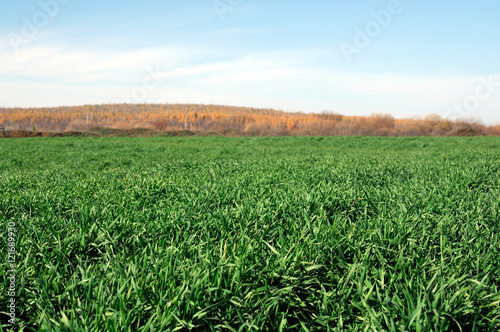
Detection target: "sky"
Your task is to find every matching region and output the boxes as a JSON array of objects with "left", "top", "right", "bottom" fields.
[{"left": 0, "top": 0, "right": 499, "bottom": 124}]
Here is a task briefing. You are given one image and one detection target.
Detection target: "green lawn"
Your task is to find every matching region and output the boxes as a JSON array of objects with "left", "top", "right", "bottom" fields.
[{"left": 1, "top": 136, "right": 499, "bottom": 331}]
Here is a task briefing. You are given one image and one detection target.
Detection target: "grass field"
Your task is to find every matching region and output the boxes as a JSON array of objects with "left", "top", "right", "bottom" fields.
[{"left": 1, "top": 136, "right": 499, "bottom": 331}]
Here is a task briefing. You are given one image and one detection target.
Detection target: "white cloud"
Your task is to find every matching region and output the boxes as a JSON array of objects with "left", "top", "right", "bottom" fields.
[{"left": 0, "top": 44, "right": 203, "bottom": 82}]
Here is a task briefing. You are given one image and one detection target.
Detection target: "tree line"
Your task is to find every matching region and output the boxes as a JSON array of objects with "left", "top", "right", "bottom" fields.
[{"left": 0, "top": 103, "right": 498, "bottom": 136}]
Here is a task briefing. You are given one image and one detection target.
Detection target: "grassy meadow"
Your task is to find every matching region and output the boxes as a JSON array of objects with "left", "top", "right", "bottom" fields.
[{"left": 1, "top": 136, "right": 499, "bottom": 331}]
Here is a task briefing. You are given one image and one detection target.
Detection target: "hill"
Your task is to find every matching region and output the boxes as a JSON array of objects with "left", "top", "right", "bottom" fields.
[{"left": 0, "top": 103, "right": 498, "bottom": 137}]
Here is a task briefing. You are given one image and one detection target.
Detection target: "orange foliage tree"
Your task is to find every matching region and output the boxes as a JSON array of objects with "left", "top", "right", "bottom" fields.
[{"left": 0, "top": 104, "right": 498, "bottom": 137}]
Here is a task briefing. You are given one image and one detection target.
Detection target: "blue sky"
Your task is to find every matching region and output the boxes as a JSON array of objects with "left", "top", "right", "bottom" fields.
[{"left": 1, "top": 0, "right": 499, "bottom": 124}]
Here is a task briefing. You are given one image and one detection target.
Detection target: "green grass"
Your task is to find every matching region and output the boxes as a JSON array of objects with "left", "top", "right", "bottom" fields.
[{"left": 1, "top": 136, "right": 499, "bottom": 331}]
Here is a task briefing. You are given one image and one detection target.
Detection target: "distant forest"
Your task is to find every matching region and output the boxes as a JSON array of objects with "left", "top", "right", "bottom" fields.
[{"left": 1, "top": 104, "right": 499, "bottom": 136}]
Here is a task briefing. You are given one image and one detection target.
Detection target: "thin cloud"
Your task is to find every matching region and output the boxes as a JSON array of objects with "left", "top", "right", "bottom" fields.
[{"left": 0, "top": 45, "right": 204, "bottom": 81}]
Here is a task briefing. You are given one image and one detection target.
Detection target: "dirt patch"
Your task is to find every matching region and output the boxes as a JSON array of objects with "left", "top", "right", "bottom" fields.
[{"left": 0, "top": 128, "right": 205, "bottom": 138}]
